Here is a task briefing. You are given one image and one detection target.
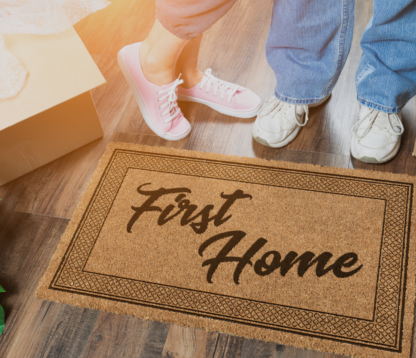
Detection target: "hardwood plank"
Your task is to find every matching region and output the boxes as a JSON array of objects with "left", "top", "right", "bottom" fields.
[
  {"left": 240, "top": 338, "right": 277, "bottom": 358},
  {"left": 137, "top": 321, "right": 171, "bottom": 358},
  {"left": 212, "top": 334, "right": 244, "bottom": 358},
  {"left": 82, "top": 313, "right": 150, "bottom": 358},
  {"left": 274, "top": 345, "right": 346, "bottom": 358},
  {"left": 197, "top": 0, "right": 269, "bottom": 86},
  {"left": 323, "top": 353, "right": 346, "bottom": 358},
  {"left": 282, "top": 150, "right": 350, "bottom": 169},
  {"left": 14, "top": 303, "right": 98, "bottom": 358},
  {"left": 411, "top": 324, "right": 416, "bottom": 358},
  {"left": 73, "top": 313, "right": 166, "bottom": 358},
  {"left": 0, "top": 213, "right": 66, "bottom": 307},
  {"left": 14, "top": 139, "right": 103, "bottom": 218},
  {"left": 297, "top": 349, "right": 326, "bottom": 358},
  {"left": 113, "top": 93, "right": 152, "bottom": 135},
  {"left": 0, "top": 212, "right": 99, "bottom": 358},
  {"left": 111, "top": 131, "right": 181, "bottom": 150},
  {"left": 0, "top": 174, "right": 30, "bottom": 229},
  {"left": 161, "top": 325, "right": 218, "bottom": 358},
  {"left": 275, "top": 344, "right": 285, "bottom": 355},
  {"left": 280, "top": 347, "right": 323, "bottom": 358}
]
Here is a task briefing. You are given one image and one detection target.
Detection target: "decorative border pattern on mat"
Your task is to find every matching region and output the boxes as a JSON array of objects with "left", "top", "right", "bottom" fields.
[{"left": 49, "top": 149, "right": 413, "bottom": 353}]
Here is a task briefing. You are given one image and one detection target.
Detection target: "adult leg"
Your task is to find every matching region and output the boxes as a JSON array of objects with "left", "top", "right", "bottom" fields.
[
  {"left": 266, "top": 0, "right": 355, "bottom": 105},
  {"left": 351, "top": 0, "right": 416, "bottom": 164},
  {"left": 253, "top": 0, "right": 355, "bottom": 148},
  {"left": 356, "top": 0, "right": 416, "bottom": 113}
]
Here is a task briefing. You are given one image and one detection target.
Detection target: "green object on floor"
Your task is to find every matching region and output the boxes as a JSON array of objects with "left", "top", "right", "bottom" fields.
[{"left": 0, "top": 284, "right": 4, "bottom": 335}]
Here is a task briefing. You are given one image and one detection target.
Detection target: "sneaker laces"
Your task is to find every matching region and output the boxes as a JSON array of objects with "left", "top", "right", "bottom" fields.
[
  {"left": 199, "top": 68, "right": 239, "bottom": 103},
  {"left": 157, "top": 75, "right": 184, "bottom": 124},
  {"left": 260, "top": 97, "right": 309, "bottom": 127},
  {"left": 352, "top": 108, "right": 404, "bottom": 139}
]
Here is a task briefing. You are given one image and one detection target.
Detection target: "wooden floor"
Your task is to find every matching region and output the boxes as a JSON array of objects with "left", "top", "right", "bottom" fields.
[{"left": 1, "top": 0, "right": 416, "bottom": 357}]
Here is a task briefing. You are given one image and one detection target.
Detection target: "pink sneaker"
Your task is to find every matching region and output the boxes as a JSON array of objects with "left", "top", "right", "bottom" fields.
[
  {"left": 178, "top": 69, "right": 261, "bottom": 118},
  {"left": 117, "top": 42, "right": 191, "bottom": 141}
]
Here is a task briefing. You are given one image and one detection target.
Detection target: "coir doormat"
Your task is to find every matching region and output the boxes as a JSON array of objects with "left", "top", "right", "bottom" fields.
[{"left": 37, "top": 142, "right": 416, "bottom": 358}]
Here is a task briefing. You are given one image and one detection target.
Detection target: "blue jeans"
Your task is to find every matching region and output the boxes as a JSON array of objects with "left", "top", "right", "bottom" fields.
[{"left": 266, "top": 0, "right": 416, "bottom": 113}]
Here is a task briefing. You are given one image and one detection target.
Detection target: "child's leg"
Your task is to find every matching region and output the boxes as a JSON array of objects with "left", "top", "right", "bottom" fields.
[
  {"left": 175, "top": 34, "right": 204, "bottom": 89},
  {"left": 140, "top": 19, "right": 189, "bottom": 86},
  {"left": 141, "top": 0, "right": 238, "bottom": 87}
]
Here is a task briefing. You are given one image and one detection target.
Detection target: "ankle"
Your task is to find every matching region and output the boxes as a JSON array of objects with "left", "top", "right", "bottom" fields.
[
  {"left": 139, "top": 43, "right": 176, "bottom": 86},
  {"left": 176, "top": 68, "right": 204, "bottom": 89}
]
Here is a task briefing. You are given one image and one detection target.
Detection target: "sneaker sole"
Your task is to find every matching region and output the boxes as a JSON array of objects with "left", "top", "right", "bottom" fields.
[
  {"left": 178, "top": 94, "right": 261, "bottom": 119},
  {"left": 350, "top": 139, "right": 401, "bottom": 164},
  {"left": 253, "top": 125, "right": 301, "bottom": 148},
  {"left": 117, "top": 47, "right": 191, "bottom": 141}
]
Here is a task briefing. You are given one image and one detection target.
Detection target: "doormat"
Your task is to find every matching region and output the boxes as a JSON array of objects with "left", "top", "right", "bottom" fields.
[{"left": 37, "top": 142, "right": 416, "bottom": 358}]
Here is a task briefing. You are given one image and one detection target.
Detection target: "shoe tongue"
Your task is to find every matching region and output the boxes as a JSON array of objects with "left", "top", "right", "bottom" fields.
[
  {"left": 388, "top": 113, "right": 403, "bottom": 133},
  {"left": 358, "top": 106, "right": 373, "bottom": 120},
  {"left": 373, "top": 111, "right": 389, "bottom": 128},
  {"left": 207, "top": 74, "right": 241, "bottom": 93},
  {"left": 159, "top": 84, "right": 180, "bottom": 118},
  {"left": 161, "top": 81, "right": 175, "bottom": 90},
  {"left": 372, "top": 112, "right": 403, "bottom": 133},
  {"left": 271, "top": 102, "right": 304, "bottom": 121},
  {"left": 295, "top": 105, "right": 305, "bottom": 116},
  {"left": 374, "top": 112, "right": 394, "bottom": 130}
]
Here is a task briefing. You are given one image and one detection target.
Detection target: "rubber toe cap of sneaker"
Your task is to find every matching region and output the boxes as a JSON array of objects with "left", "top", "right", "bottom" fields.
[
  {"left": 351, "top": 135, "right": 399, "bottom": 162},
  {"left": 253, "top": 118, "right": 294, "bottom": 146},
  {"left": 235, "top": 89, "right": 261, "bottom": 111},
  {"left": 165, "top": 116, "right": 191, "bottom": 138}
]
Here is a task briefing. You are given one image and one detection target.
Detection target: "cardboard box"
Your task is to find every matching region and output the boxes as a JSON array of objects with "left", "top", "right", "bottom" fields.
[{"left": 0, "top": 27, "right": 106, "bottom": 186}]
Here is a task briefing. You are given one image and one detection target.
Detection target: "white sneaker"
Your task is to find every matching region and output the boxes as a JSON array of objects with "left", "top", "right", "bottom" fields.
[
  {"left": 252, "top": 95, "right": 329, "bottom": 148},
  {"left": 351, "top": 106, "right": 404, "bottom": 164}
]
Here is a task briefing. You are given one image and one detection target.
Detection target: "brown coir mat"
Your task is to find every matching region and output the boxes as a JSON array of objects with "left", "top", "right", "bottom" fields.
[{"left": 37, "top": 142, "right": 416, "bottom": 358}]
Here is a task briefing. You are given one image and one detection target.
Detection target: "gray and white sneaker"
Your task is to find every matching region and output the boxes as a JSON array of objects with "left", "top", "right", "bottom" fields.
[
  {"left": 351, "top": 106, "right": 404, "bottom": 164},
  {"left": 252, "top": 95, "right": 329, "bottom": 148}
]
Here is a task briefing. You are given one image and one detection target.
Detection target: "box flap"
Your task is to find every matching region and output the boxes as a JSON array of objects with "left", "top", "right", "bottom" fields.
[{"left": 0, "top": 27, "right": 106, "bottom": 131}]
